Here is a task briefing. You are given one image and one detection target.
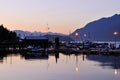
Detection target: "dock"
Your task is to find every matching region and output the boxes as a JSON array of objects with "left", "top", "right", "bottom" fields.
[{"left": 0, "top": 41, "right": 120, "bottom": 56}]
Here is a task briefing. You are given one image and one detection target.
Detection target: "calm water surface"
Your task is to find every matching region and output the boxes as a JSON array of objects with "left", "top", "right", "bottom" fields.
[{"left": 0, "top": 53, "right": 120, "bottom": 80}]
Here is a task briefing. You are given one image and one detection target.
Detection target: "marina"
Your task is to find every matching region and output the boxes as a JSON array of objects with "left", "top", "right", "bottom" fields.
[
  {"left": 0, "top": 0, "right": 120, "bottom": 80},
  {"left": 0, "top": 24, "right": 119, "bottom": 80},
  {"left": 0, "top": 41, "right": 120, "bottom": 55}
]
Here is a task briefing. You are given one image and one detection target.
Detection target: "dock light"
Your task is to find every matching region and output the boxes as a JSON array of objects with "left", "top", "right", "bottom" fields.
[
  {"left": 114, "top": 69, "right": 118, "bottom": 75},
  {"left": 75, "top": 32, "right": 79, "bottom": 43},
  {"left": 75, "top": 56, "right": 79, "bottom": 72},
  {"left": 75, "top": 66, "right": 79, "bottom": 72},
  {"left": 75, "top": 32, "right": 79, "bottom": 36},
  {"left": 114, "top": 32, "right": 118, "bottom": 36},
  {"left": 113, "top": 32, "right": 119, "bottom": 48},
  {"left": 84, "top": 33, "right": 87, "bottom": 41},
  {"left": 84, "top": 33, "right": 87, "bottom": 37}
]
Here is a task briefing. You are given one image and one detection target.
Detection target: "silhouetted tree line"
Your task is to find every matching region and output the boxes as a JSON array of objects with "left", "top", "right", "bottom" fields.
[{"left": 0, "top": 24, "right": 19, "bottom": 42}]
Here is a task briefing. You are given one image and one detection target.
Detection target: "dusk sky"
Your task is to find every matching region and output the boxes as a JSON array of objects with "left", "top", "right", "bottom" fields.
[{"left": 0, "top": 0, "right": 120, "bottom": 34}]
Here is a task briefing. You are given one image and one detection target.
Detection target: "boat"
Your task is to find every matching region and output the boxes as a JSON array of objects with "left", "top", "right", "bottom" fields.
[{"left": 27, "top": 45, "right": 45, "bottom": 52}]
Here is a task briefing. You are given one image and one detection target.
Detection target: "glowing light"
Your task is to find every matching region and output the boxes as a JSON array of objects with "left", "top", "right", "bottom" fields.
[
  {"left": 75, "top": 66, "right": 79, "bottom": 72},
  {"left": 75, "top": 56, "right": 79, "bottom": 72},
  {"left": 84, "top": 33, "right": 87, "bottom": 37},
  {"left": 114, "top": 69, "right": 118, "bottom": 75},
  {"left": 75, "top": 32, "right": 79, "bottom": 36},
  {"left": 113, "top": 32, "right": 118, "bottom": 36}
]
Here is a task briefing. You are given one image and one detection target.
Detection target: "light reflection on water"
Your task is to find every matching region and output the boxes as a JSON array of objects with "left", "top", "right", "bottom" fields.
[{"left": 0, "top": 53, "right": 120, "bottom": 80}]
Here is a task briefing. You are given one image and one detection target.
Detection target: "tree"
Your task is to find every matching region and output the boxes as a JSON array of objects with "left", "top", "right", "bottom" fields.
[{"left": 0, "top": 24, "right": 18, "bottom": 42}]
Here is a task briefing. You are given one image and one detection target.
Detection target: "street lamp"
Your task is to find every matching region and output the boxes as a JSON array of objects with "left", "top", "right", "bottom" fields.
[
  {"left": 75, "top": 32, "right": 79, "bottom": 43},
  {"left": 84, "top": 33, "right": 87, "bottom": 37},
  {"left": 75, "top": 32, "right": 79, "bottom": 36},
  {"left": 84, "top": 33, "right": 87, "bottom": 41},
  {"left": 113, "top": 31, "right": 118, "bottom": 48}
]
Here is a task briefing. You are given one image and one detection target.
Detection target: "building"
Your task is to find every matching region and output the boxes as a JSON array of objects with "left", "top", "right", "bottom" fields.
[{"left": 23, "top": 36, "right": 48, "bottom": 49}]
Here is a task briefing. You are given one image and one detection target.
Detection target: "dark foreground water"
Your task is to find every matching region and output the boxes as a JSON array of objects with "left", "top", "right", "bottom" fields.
[{"left": 0, "top": 53, "right": 120, "bottom": 80}]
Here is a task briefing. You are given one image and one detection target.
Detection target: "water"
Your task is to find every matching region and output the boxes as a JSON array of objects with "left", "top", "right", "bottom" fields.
[{"left": 0, "top": 53, "right": 120, "bottom": 80}]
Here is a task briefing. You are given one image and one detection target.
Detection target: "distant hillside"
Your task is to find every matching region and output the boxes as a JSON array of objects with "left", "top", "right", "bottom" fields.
[
  {"left": 71, "top": 14, "right": 120, "bottom": 41},
  {"left": 13, "top": 30, "right": 71, "bottom": 42}
]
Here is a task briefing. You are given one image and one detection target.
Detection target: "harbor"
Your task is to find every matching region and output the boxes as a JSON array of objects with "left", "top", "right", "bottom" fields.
[
  {"left": 0, "top": 39, "right": 120, "bottom": 55},
  {"left": 0, "top": 25, "right": 119, "bottom": 80},
  {"left": 1, "top": 0, "right": 120, "bottom": 80}
]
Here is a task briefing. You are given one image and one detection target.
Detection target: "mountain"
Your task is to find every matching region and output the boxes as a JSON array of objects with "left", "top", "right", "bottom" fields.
[
  {"left": 13, "top": 30, "right": 44, "bottom": 39},
  {"left": 70, "top": 14, "right": 120, "bottom": 41},
  {"left": 13, "top": 30, "right": 71, "bottom": 42}
]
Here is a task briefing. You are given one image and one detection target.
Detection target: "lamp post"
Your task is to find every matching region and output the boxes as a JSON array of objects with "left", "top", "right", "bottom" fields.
[
  {"left": 113, "top": 32, "right": 118, "bottom": 48},
  {"left": 75, "top": 32, "right": 79, "bottom": 43}
]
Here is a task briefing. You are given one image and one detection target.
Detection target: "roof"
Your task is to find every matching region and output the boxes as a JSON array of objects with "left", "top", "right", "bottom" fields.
[{"left": 25, "top": 36, "right": 48, "bottom": 40}]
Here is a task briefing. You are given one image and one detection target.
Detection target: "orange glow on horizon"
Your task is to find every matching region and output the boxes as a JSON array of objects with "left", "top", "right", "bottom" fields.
[{"left": 2, "top": 22, "right": 83, "bottom": 34}]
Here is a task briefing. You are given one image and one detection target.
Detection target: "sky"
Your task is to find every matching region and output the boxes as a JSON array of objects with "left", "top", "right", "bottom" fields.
[{"left": 0, "top": 0, "right": 120, "bottom": 34}]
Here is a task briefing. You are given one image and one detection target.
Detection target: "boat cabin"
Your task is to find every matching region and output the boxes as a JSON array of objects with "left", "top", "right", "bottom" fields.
[{"left": 23, "top": 36, "right": 48, "bottom": 49}]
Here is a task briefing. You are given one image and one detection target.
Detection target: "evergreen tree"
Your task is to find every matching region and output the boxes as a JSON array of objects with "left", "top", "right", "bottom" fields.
[{"left": 0, "top": 24, "right": 18, "bottom": 42}]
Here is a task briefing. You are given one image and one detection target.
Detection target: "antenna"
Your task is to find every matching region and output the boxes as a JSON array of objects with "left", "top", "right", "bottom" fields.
[{"left": 46, "top": 23, "right": 50, "bottom": 31}]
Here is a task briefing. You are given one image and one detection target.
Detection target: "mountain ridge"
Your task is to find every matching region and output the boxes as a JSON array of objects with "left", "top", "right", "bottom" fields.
[
  {"left": 13, "top": 30, "right": 70, "bottom": 42},
  {"left": 13, "top": 30, "right": 67, "bottom": 38},
  {"left": 71, "top": 14, "right": 120, "bottom": 41}
]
